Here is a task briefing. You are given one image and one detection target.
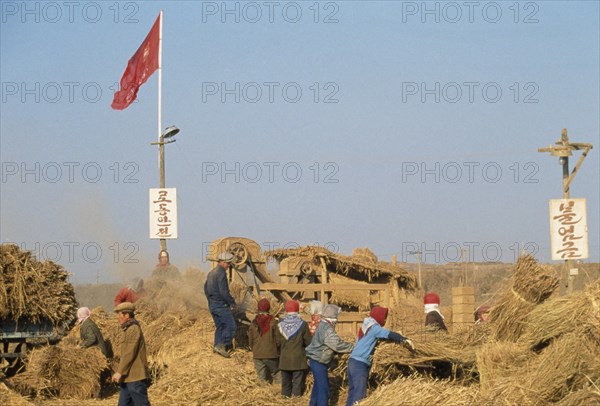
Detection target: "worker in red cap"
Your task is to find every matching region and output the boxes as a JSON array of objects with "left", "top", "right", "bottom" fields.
[
  {"left": 275, "top": 300, "right": 312, "bottom": 397},
  {"left": 346, "top": 306, "right": 414, "bottom": 405},
  {"left": 475, "top": 304, "right": 491, "bottom": 324},
  {"left": 424, "top": 292, "right": 448, "bottom": 332},
  {"left": 248, "top": 298, "right": 280, "bottom": 384}
]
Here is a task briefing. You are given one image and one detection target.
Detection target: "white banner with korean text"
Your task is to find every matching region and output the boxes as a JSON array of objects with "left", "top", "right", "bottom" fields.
[
  {"left": 549, "top": 198, "right": 588, "bottom": 260},
  {"left": 149, "top": 188, "right": 178, "bottom": 239}
]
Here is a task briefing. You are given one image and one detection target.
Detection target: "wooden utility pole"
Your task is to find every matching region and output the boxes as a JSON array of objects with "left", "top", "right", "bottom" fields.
[
  {"left": 538, "top": 128, "right": 593, "bottom": 293},
  {"left": 408, "top": 251, "right": 422, "bottom": 288}
]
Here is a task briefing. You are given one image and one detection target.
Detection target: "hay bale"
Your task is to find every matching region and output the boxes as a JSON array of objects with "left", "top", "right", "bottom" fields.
[
  {"left": 359, "top": 375, "right": 478, "bottom": 406},
  {"left": 477, "top": 333, "right": 600, "bottom": 405},
  {"left": 0, "top": 381, "right": 32, "bottom": 405},
  {"left": 527, "top": 333, "right": 600, "bottom": 403},
  {"left": 476, "top": 341, "right": 532, "bottom": 391},
  {"left": 555, "top": 387, "right": 600, "bottom": 406},
  {"left": 488, "top": 254, "right": 559, "bottom": 342},
  {"left": 0, "top": 244, "right": 78, "bottom": 327},
  {"left": 520, "top": 280, "right": 600, "bottom": 349},
  {"left": 9, "top": 343, "right": 107, "bottom": 399},
  {"left": 150, "top": 317, "right": 305, "bottom": 405}
]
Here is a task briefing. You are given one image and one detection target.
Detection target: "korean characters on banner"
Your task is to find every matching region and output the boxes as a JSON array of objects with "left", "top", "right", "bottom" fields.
[
  {"left": 549, "top": 198, "right": 588, "bottom": 260},
  {"left": 149, "top": 188, "right": 178, "bottom": 239}
]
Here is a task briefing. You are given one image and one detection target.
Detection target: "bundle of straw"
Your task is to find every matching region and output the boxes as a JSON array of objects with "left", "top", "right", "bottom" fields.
[
  {"left": 0, "top": 382, "right": 32, "bottom": 406},
  {"left": 555, "top": 387, "right": 600, "bottom": 406},
  {"left": 520, "top": 280, "right": 600, "bottom": 349},
  {"left": 488, "top": 254, "right": 559, "bottom": 342},
  {"left": 150, "top": 319, "right": 306, "bottom": 405},
  {"left": 477, "top": 333, "right": 600, "bottom": 405},
  {"left": 0, "top": 244, "right": 78, "bottom": 327},
  {"left": 475, "top": 340, "right": 532, "bottom": 391},
  {"left": 359, "top": 375, "right": 478, "bottom": 406},
  {"left": 9, "top": 343, "right": 107, "bottom": 399}
]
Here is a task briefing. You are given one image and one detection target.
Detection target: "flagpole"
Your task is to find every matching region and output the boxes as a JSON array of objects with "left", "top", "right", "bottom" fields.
[{"left": 157, "top": 10, "right": 166, "bottom": 252}]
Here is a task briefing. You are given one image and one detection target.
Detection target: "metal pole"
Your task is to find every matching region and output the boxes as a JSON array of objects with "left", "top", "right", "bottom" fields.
[
  {"left": 158, "top": 10, "right": 166, "bottom": 253},
  {"left": 159, "top": 137, "right": 167, "bottom": 252}
]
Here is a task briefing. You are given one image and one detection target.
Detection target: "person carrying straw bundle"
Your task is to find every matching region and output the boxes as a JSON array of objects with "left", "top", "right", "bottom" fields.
[{"left": 346, "top": 306, "right": 414, "bottom": 406}]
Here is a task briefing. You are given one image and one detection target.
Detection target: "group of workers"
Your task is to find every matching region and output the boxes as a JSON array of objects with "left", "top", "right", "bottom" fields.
[
  {"left": 204, "top": 252, "right": 416, "bottom": 406},
  {"left": 75, "top": 249, "right": 491, "bottom": 406}
]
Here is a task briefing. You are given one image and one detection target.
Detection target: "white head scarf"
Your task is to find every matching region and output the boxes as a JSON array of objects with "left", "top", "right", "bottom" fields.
[{"left": 77, "top": 307, "right": 91, "bottom": 324}]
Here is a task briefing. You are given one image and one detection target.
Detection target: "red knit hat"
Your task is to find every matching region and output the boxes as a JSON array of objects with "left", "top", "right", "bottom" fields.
[
  {"left": 369, "top": 306, "right": 388, "bottom": 327},
  {"left": 424, "top": 292, "right": 441, "bottom": 305},
  {"left": 285, "top": 300, "right": 300, "bottom": 313},
  {"left": 257, "top": 298, "right": 270, "bottom": 312}
]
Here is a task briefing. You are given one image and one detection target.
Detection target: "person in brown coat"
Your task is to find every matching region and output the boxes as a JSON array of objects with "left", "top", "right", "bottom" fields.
[
  {"left": 111, "top": 302, "right": 150, "bottom": 406},
  {"left": 275, "top": 300, "right": 312, "bottom": 397},
  {"left": 248, "top": 298, "right": 280, "bottom": 383}
]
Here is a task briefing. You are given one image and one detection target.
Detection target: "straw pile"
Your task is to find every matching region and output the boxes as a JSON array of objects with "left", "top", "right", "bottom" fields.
[
  {"left": 359, "top": 375, "right": 478, "bottom": 406},
  {"left": 477, "top": 333, "right": 600, "bottom": 405},
  {"left": 488, "top": 254, "right": 559, "bottom": 342},
  {"left": 329, "top": 273, "right": 372, "bottom": 311},
  {"left": 0, "top": 381, "right": 32, "bottom": 406},
  {"left": 9, "top": 343, "right": 107, "bottom": 399},
  {"left": 0, "top": 244, "right": 78, "bottom": 327},
  {"left": 555, "top": 387, "right": 600, "bottom": 405},
  {"left": 520, "top": 279, "right": 600, "bottom": 349},
  {"left": 476, "top": 340, "right": 531, "bottom": 391},
  {"left": 150, "top": 314, "right": 307, "bottom": 406}
]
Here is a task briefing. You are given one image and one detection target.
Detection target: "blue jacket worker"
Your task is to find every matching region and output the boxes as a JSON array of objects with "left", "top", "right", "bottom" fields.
[
  {"left": 346, "top": 306, "right": 414, "bottom": 406},
  {"left": 305, "top": 304, "right": 354, "bottom": 406},
  {"left": 204, "top": 251, "right": 237, "bottom": 358}
]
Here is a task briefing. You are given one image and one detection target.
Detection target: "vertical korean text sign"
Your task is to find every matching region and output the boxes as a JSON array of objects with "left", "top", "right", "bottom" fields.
[
  {"left": 149, "top": 188, "right": 178, "bottom": 239},
  {"left": 549, "top": 198, "right": 588, "bottom": 260}
]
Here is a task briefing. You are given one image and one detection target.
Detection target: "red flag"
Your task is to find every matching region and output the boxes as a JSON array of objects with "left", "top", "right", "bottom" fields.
[{"left": 111, "top": 13, "right": 161, "bottom": 110}]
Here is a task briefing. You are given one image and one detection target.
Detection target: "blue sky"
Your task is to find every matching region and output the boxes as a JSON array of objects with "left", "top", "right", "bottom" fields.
[{"left": 1, "top": 1, "right": 599, "bottom": 284}]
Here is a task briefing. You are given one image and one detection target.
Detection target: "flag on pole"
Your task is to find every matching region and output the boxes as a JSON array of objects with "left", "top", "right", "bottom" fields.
[{"left": 111, "top": 13, "right": 161, "bottom": 110}]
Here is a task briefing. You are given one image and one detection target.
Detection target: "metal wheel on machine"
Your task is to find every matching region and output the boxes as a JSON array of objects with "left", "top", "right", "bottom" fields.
[{"left": 228, "top": 242, "right": 249, "bottom": 270}]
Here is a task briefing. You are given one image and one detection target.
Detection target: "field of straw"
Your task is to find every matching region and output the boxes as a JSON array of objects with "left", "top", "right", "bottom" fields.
[{"left": 2, "top": 252, "right": 600, "bottom": 405}]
